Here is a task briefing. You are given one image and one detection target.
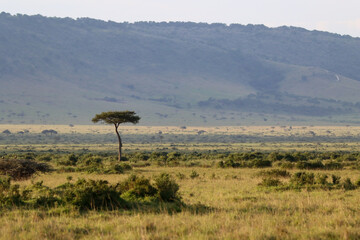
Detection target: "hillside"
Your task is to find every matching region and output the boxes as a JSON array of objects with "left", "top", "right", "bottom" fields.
[{"left": 1, "top": 12, "right": 360, "bottom": 125}]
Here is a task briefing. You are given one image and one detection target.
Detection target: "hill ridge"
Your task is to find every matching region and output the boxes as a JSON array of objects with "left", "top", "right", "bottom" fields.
[{"left": 1, "top": 12, "right": 360, "bottom": 125}]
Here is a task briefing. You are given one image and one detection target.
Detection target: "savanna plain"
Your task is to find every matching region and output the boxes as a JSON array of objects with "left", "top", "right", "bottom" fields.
[{"left": 1, "top": 125, "right": 360, "bottom": 239}]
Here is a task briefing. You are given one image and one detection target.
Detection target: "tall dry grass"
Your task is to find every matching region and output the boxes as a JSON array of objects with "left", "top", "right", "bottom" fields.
[{"left": 1, "top": 167, "right": 359, "bottom": 239}]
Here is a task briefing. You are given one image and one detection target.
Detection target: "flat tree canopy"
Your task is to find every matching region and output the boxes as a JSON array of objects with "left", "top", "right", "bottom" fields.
[
  {"left": 92, "top": 111, "right": 140, "bottom": 161},
  {"left": 92, "top": 111, "right": 140, "bottom": 126}
]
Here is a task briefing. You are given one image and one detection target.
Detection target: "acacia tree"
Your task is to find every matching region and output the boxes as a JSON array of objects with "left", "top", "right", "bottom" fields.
[{"left": 92, "top": 111, "right": 140, "bottom": 161}]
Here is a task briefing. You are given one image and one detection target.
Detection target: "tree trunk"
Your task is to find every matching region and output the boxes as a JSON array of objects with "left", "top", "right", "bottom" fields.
[{"left": 114, "top": 124, "right": 122, "bottom": 161}]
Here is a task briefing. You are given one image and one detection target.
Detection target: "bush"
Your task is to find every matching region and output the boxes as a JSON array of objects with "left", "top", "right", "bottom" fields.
[
  {"left": 0, "top": 159, "right": 51, "bottom": 180},
  {"left": 217, "top": 161, "right": 225, "bottom": 168},
  {"left": 316, "top": 174, "right": 328, "bottom": 185},
  {"left": 129, "top": 152, "right": 149, "bottom": 162},
  {"left": 36, "top": 155, "right": 52, "bottom": 162},
  {"left": 104, "top": 164, "right": 124, "bottom": 174},
  {"left": 167, "top": 152, "right": 181, "bottom": 161},
  {"left": 176, "top": 172, "right": 186, "bottom": 180},
  {"left": 154, "top": 173, "right": 180, "bottom": 202},
  {"left": 324, "top": 161, "right": 343, "bottom": 170},
  {"left": 58, "top": 179, "right": 127, "bottom": 210},
  {"left": 104, "top": 163, "right": 132, "bottom": 174},
  {"left": 224, "top": 159, "right": 236, "bottom": 168},
  {"left": 116, "top": 174, "right": 157, "bottom": 199},
  {"left": 78, "top": 156, "right": 103, "bottom": 166},
  {"left": 355, "top": 178, "right": 360, "bottom": 187},
  {"left": 57, "top": 154, "right": 78, "bottom": 166},
  {"left": 296, "top": 161, "right": 324, "bottom": 170},
  {"left": 190, "top": 170, "right": 199, "bottom": 179},
  {"left": 68, "top": 154, "right": 78, "bottom": 165},
  {"left": 331, "top": 175, "right": 341, "bottom": 185},
  {"left": 259, "top": 177, "right": 282, "bottom": 187},
  {"left": 0, "top": 174, "right": 183, "bottom": 210},
  {"left": 342, "top": 178, "right": 356, "bottom": 191},
  {"left": 0, "top": 176, "right": 23, "bottom": 207},
  {"left": 290, "top": 172, "right": 315, "bottom": 186},
  {"left": 23, "top": 181, "right": 59, "bottom": 208},
  {"left": 257, "top": 169, "right": 290, "bottom": 178},
  {"left": 283, "top": 153, "right": 296, "bottom": 162},
  {"left": 252, "top": 160, "right": 272, "bottom": 168},
  {"left": 279, "top": 162, "right": 295, "bottom": 169}
]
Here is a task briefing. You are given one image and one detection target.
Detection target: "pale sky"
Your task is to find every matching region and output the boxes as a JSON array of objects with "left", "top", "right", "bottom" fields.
[{"left": 2, "top": 0, "right": 360, "bottom": 37}]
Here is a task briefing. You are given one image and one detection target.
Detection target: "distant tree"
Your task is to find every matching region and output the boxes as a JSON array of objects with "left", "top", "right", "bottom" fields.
[
  {"left": 92, "top": 111, "right": 140, "bottom": 161},
  {"left": 197, "top": 130, "right": 206, "bottom": 135},
  {"left": 41, "top": 129, "right": 58, "bottom": 135},
  {"left": 2, "top": 129, "right": 11, "bottom": 134}
]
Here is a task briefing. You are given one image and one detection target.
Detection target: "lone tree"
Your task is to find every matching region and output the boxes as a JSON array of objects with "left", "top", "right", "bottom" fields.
[{"left": 92, "top": 111, "right": 140, "bottom": 161}]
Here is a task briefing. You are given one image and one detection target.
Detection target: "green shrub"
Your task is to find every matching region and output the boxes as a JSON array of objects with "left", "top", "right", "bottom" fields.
[
  {"left": 129, "top": 152, "right": 149, "bottom": 162},
  {"left": 0, "top": 176, "right": 23, "bottom": 207},
  {"left": 154, "top": 173, "right": 180, "bottom": 202},
  {"left": 167, "top": 152, "right": 181, "bottom": 161},
  {"left": 316, "top": 174, "right": 328, "bottom": 185},
  {"left": 267, "top": 152, "right": 283, "bottom": 162},
  {"left": 190, "top": 170, "right": 199, "bottom": 179},
  {"left": 23, "top": 153, "right": 36, "bottom": 160},
  {"left": 257, "top": 169, "right": 290, "bottom": 178},
  {"left": 259, "top": 177, "right": 282, "bottom": 187},
  {"left": 104, "top": 163, "right": 132, "bottom": 174},
  {"left": 24, "top": 181, "right": 60, "bottom": 208},
  {"left": 217, "top": 161, "right": 225, "bottom": 168},
  {"left": 331, "top": 175, "right": 341, "bottom": 185},
  {"left": 290, "top": 172, "right": 315, "bottom": 186},
  {"left": 116, "top": 174, "right": 157, "bottom": 200},
  {"left": 0, "top": 174, "right": 183, "bottom": 210},
  {"left": 279, "top": 162, "right": 294, "bottom": 169},
  {"left": 296, "top": 161, "right": 324, "bottom": 170},
  {"left": 0, "top": 159, "right": 51, "bottom": 180},
  {"left": 283, "top": 153, "right": 296, "bottom": 162},
  {"left": 342, "top": 178, "right": 356, "bottom": 191},
  {"left": 104, "top": 164, "right": 124, "bottom": 174},
  {"left": 355, "top": 179, "right": 360, "bottom": 187},
  {"left": 58, "top": 179, "right": 127, "bottom": 210},
  {"left": 76, "top": 156, "right": 104, "bottom": 173},
  {"left": 224, "top": 159, "right": 236, "bottom": 168},
  {"left": 36, "top": 155, "right": 52, "bottom": 162},
  {"left": 176, "top": 172, "right": 186, "bottom": 180},
  {"left": 130, "top": 161, "right": 151, "bottom": 168},
  {"left": 252, "top": 160, "right": 272, "bottom": 168},
  {"left": 78, "top": 156, "right": 103, "bottom": 166},
  {"left": 324, "top": 161, "right": 343, "bottom": 170}
]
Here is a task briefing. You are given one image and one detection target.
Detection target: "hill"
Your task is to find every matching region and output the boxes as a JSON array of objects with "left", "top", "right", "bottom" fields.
[{"left": 1, "top": 12, "right": 360, "bottom": 125}]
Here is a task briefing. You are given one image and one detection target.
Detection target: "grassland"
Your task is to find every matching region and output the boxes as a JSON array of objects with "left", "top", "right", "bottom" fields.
[
  {"left": 2, "top": 125, "right": 360, "bottom": 153},
  {"left": 1, "top": 167, "right": 360, "bottom": 239},
  {"left": 1, "top": 125, "right": 360, "bottom": 239},
  {"left": 3, "top": 142, "right": 360, "bottom": 154},
  {"left": 2, "top": 124, "right": 360, "bottom": 136}
]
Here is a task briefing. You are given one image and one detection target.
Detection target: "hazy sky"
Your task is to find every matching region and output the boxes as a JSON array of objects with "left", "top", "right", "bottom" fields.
[{"left": 2, "top": 0, "right": 360, "bottom": 37}]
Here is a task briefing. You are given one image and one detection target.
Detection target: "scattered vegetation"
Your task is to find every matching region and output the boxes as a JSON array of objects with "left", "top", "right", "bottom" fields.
[
  {"left": 0, "top": 144, "right": 360, "bottom": 239},
  {"left": 259, "top": 171, "right": 360, "bottom": 191},
  {"left": 0, "top": 173, "right": 181, "bottom": 211}
]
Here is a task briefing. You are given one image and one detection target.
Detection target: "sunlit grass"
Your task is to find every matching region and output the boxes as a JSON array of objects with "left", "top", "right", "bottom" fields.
[
  {"left": 2, "top": 141, "right": 360, "bottom": 153},
  {"left": 1, "top": 124, "right": 360, "bottom": 136},
  {"left": 1, "top": 167, "right": 359, "bottom": 239},
  {"left": 1, "top": 125, "right": 360, "bottom": 238}
]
